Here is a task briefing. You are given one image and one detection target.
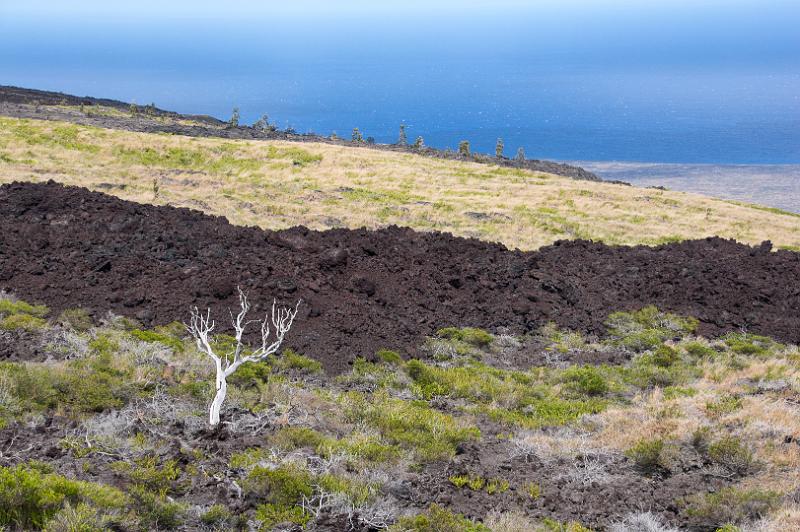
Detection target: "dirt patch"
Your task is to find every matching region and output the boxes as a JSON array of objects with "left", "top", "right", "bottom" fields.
[{"left": 1, "top": 181, "right": 799, "bottom": 373}]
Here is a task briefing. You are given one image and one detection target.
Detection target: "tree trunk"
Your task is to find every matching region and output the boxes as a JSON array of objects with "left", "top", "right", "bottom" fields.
[{"left": 209, "top": 362, "right": 227, "bottom": 426}]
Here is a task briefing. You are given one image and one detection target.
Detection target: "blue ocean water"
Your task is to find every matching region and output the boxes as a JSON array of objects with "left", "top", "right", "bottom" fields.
[{"left": 1, "top": 2, "right": 799, "bottom": 164}]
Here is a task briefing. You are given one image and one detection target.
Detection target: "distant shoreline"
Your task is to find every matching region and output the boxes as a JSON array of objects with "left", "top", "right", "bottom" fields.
[
  {"left": 573, "top": 161, "right": 800, "bottom": 214},
  {"left": 0, "top": 85, "right": 600, "bottom": 183}
]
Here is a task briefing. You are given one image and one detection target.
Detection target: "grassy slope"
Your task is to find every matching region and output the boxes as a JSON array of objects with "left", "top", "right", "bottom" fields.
[{"left": 1, "top": 115, "right": 799, "bottom": 251}]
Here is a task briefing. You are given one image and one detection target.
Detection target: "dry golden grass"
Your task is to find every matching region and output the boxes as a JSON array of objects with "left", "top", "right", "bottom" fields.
[{"left": 1, "top": 115, "right": 799, "bottom": 250}]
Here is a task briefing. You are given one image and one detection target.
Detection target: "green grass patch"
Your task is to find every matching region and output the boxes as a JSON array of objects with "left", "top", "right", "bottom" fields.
[{"left": 342, "top": 391, "right": 480, "bottom": 462}]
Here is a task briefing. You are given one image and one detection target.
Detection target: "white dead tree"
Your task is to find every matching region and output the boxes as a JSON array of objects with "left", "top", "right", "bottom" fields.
[{"left": 187, "top": 288, "right": 300, "bottom": 426}]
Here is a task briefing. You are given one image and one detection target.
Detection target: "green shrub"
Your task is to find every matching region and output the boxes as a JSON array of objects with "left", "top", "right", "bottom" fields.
[
  {"left": 129, "top": 486, "right": 184, "bottom": 530},
  {"left": 705, "top": 394, "right": 743, "bottom": 418},
  {"left": 226, "top": 359, "right": 272, "bottom": 387},
  {"left": 271, "top": 426, "right": 328, "bottom": 451},
  {"left": 57, "top": 308, "right": 93, "bottom": 332},
  {"left": 129, "top": 329, "right": 184, "bottom": 353},
  {"left": 242, "top": 465, "right": 313, "bottom": 506},
  {"left": 683, "top": 487, "right": 779, "bottom": 527},
  {"left": 200, "top": 504, "right": 232, "bottom": 526},
  {"left": 255, "top": 503, "right": 309, "bottom": 530},
  {"left": 0, "top": 464, "right": 126, "bottom": 529},
  {"left": 377, "top": 349, "right": 404, "bottom": 365},
  {"left": 0, "top": 349, "right": 137, "bottom": 418},
  {"left": 626, "top": 438, "right": 665, "bottom": 473},
  {"left": 707, "top": 437, "right": 756, "bottom": 475},
  {"left": 722, "top": 333, "right": 778, "bottom": 356},
  {"left": 0, "top": 313, "right": 48, "bottom": 332},
  {"left": 317, "top": 473, "right": 375, "bottom": 505},
  {"left": 42, "top": 501, "right": 122, "bottom": 532},
  {"left": 652, "top": 345, "right": 680, "bottom": 367},
  {"left": 272, "top": 426, "right": 402, "bottom": 465},
  {"left": 606, "top": 306, "right": 698, "bottom": 352},
  {"left": 272, "top": 349, "right": 322, "bottom": 374},
  {"left": 684, "top": 341, "right": 718, "bottom": 359},
  {"left": 114, "top": 456, "right": 181, "bottom": 497},
  {"left": 343, "top": 392, "right": 480, "bottom": 462},
  {"left": 436, "top": 327, "right": 493, "bottom": 348},
  {"left": 560, "top": 366, "right": 609, "bottom": 396},
  {"left": 390, "top": 504, "right": 490, "bottom": 532},
  {"left": 0, "top": 298, "right": 49, "bottom": 318}
]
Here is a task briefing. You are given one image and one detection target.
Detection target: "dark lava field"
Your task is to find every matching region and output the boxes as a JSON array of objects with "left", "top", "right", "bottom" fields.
[{"left": 1, "top": 181, "right": 798, "bottom": 372}]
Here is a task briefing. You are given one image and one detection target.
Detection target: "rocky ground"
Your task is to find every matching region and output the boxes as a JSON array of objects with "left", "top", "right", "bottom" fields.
[
  {"left": 0, "top": 182, "right": 798, "bottom": 530},
  {"left": 1, "top": 181, "right": 798, "bottom": 374}
]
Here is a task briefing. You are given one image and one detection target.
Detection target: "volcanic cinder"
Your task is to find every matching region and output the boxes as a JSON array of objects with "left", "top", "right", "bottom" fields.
[{"left": 1, "top": 181, "right": 798, "bottom": 372}]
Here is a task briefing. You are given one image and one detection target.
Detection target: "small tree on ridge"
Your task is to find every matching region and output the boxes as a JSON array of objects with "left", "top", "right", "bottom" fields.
[{"left": 398, "top": 124, "right": 408, "bottom": 146}]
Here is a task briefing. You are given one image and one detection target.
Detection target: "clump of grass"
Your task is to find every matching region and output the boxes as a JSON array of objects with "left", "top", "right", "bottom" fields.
[
  {"left": 0, "top": 313, "right": 48, "bottom": 332},
  {"left": 271, "top": 349, "right": 323, "bottom": 374},
  {"left": 200, "top": 504, "right": 233, "bottom": 527},
  {"left": 57, "top": 308, "right": 94, "bottom": 332},
  {"left": 682, "top": 487, "right": 780, "bottom": 528},
  {"left": 721, "top": 332, "right": 779, "bottom": 356},
  {"left": 390, "top": 504, "right": 490, "bottom": 532},
  {"left": 436, "top": 327, "right": 494, "bottom": 348},
  {"left": 377, "top": 349, "right": 404, "bottom": 365},
  {"left": 0, "top": 344, "right": 140, "bottom": 422},
  {"left": 269, "top": 426, "right": 402, "bottom": 465},
  {"left": 112, "top": 456, "right": 182, "bottom": 497},
  {"left": 342, "top": 391, "right": 480, "bottom": 462},
  {"left": 0, "top": 298, "right": 49, "bottom": 318},
  {"left": 404, "top": 358, "right": 606, "bottom": 429},
  {"left": 705, "top": 393, "right": 743, "bottom": 418},
  {"left": 707, "top": 437, "right": 757, "bottom": 475},
  {"left": 0, "top": 297, "right": 50, "bottom": 332},
  {"left": 526, "top": 482, "right": 541, "bottom": 499},
  {"left": 129, "top": 328, "right": 184, "bottom": 353},
  {"left": 606, "top": 306, "right": 698, "bottom": 352},
  {"left": 625, "top": 438, "right": 666, "bottom": 474},
  {"left": 0, "top": 462, "right": 127, "bottom": 529},
  {"left": 560, "top": 366, "right": 609, "bottom": 396}
]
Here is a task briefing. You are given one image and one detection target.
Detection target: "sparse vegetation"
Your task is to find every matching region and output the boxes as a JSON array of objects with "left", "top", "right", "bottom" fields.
[{"left": 0, "top": 263, "right": 797, "bottom": 528}]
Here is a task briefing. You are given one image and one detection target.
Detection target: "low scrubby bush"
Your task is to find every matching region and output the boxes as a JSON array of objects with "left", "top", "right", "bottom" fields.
[
  {"left": 707, "top": 437, "right": 757, "bottom": 475},
  {"left": 626, "top": 438, "right": 666, "bottom": 473},
  {"left": 606, "top": 306, "right": 698, "bottom": 352},
  {"left": 560, "top": 366, "right": 609, "bottom": 396},
  {"left": 705, "top": 393, "right": 743, "bottom": 418},
  {"left": 391, "top": 504, "right": 490, "bottom": 532},
  {"left": 683, "top": 487, "right": 779, "bottom": 527},
  {"left": 0, "top": 298, "right": 49, "bottom": 318},
  {"left": 722, "top": 332, "right": 778, "bottom": 356},
  {"left": 436, "top": 327, "right": 494, "bottom": 348},
  {"left": 0, "top": 463, "right": 126, "bottom": 529},
  {"left": 343, "top": 391, "right": 480, "bottom": 462}
]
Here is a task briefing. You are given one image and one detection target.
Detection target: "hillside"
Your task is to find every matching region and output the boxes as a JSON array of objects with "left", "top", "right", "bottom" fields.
[
  {"left": 1, "top": 90, "right": 800, "bottom": 531},
  {"left": 1, "top": 114, "right": 799, "bottom": 252}
]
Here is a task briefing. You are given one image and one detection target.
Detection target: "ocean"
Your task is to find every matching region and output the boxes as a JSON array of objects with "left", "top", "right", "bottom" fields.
[{"left": 1, "top": 1, "right": 798, "bottom": 209}]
